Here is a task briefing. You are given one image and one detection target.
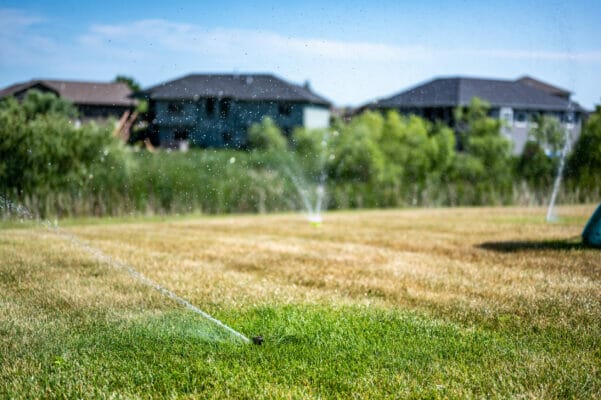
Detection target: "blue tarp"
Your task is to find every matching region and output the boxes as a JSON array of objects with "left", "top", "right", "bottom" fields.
[{"left": 582, "top": 203, "right": 601, "bottom": 247}]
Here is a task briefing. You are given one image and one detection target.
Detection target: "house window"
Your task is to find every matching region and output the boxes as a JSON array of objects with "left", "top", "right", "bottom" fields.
[
  {"left": 514, "top": 110, "right": 527, "bottom": 128},
  {"left": 515, "top": 111, "right": 526, "bottom": 122},
  {"left": 174, "top": 128, "right": 190, "bottom": 141},
  {"left": 206, "top": 98, "right": 215, "bottom": 117},
  {"left": 278, "top": 103, "right": 292, "bottom": 116},
  {"left": 219, "top": 99, "right": 231, "bottom": 118},
  {"left": 529, "top": 111, "right": 541, "bottom": 121},
  {"left": 564, "top": 112, "right": 575, "bottom": 124},
  {"left": 499, "top": 107, "right": 513, "bottom": 126},
  {"left": 565, "top": 111, "right": 576, "bottom": 130},
  {"left": 168, "top": 102, "right": 184, "bottom": 115}
]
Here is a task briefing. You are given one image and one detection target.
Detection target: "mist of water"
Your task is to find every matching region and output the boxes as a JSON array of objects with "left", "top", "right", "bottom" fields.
[
  {"left": 0, "top": 196, "right": 250, "bottom": 344},
  {"left": 278, "top": 133, "right": 331, "bottom": 225},
  {"left": 546, "top": 107, "right": 574, "bottom": 222},
  {"left": 281, "top": 165, "right": 325, "bottom": 224}
]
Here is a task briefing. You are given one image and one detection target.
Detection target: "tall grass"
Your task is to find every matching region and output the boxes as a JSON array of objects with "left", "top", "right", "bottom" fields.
[
  {"left": 2, "top": 91, "right": 598, "bottom": 218},
  {"left": 1, "top": 148, "right": 589, "bottom": 219},
  {"left": 3, "top": 149, "right": 320, "bottom": 218}
]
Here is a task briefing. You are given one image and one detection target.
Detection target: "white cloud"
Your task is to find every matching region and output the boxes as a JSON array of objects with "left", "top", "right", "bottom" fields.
[
  {"left": 0, "top": 8, "right": 43, "bottom": 33},
  {"left": 1, "top": 10, "right": 599, "bottom": 107},
  {"left": 0, "top": 8, "right": 61, "bottom": 67},
  {"left": 465, "top": 49, "right": 601, "bottom": 62},
  {"left": 80, "top": 19, "right": 431, "bottom": 63},
  {"left": 79, "top": 18, "right": 601, "bottom": 64}
]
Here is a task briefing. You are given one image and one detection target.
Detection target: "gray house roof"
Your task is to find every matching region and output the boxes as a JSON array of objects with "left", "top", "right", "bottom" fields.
[
  {"left": 371, "top": 76, "right": 583, "bottom": 112},
  {"left": 141, "top": 74, "right": 331, "bottom": 106},
  {"left": 515, "top": 76, "right": 571, "bottom": 99},
  {"left": 0, "top": 79, "right": 136, "bottom": 106}
]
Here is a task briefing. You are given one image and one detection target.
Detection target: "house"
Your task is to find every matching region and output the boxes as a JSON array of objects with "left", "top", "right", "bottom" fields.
[
  {"left": 139, "top": 73, "right": 331, "bottom": 149},
  {"left": 363, "top": 76, "right": 585, "bottom": 154},
  {"left": 0, "top": 79, "right": 137, "bottom": 121}
]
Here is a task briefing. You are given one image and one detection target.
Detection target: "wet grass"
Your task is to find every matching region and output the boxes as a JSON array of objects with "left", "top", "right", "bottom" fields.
[
  {"left": 1, "top": 205, "right": 600, "bottom": 398},
  {"left": 2, "top": 306, "right": 599, "bottom": 399}
]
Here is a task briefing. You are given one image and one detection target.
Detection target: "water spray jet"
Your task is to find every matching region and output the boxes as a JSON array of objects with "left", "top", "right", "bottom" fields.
[
  {"left": 0, "top": 197, "right": 253, "bottom": 344},
  {"left": 277, "top": 131, "right": 331, "bottom": 226}
]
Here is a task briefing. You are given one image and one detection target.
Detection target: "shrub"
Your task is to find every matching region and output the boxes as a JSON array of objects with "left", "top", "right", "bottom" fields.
[
  {"left": 0, "top": 91, "right": 133, "bottom": 217},
  {"left": 247, "top": 117, "right": 288, "bottom": 151},
  {"left": 566, "top": 106, "right": 601, "bottom": 201}
]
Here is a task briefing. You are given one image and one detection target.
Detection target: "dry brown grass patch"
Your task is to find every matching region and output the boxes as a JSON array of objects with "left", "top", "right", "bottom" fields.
[{"left": 1, "top": 205, "right": 599, "bottom": 328}]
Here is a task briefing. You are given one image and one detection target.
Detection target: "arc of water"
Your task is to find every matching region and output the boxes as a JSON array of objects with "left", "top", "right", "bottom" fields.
[
  {"left": 282, "top": 164, "right": 316, "bottom": 217},
  {"left": 314, "top": 133, "right": 331, "bottom": 220},
  {"left": 1, "top": 197, "right": 250, "bottom": 343},
  {"left": 546, "top": 108, "right": 574, "bottom": 222},
  {"left": 267, "top": 129, "right": 331, "bottom": 223}
]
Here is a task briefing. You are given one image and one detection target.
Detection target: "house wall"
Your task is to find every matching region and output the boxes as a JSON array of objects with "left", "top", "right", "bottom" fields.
[
  {"left": 491, "top": 108, "right": 582, "bottom": 154},
  {"left": 303, "top": 106, "right": 331, "bottom": 129},
  {"left": 78, "top": 104, "right": 132, "bottom": 121},
  {"left": 153, "top": 98, "right": 330, "bottom": 148},
  {"left": 390, "top": 106, "right": 581, "bottom": 155}
]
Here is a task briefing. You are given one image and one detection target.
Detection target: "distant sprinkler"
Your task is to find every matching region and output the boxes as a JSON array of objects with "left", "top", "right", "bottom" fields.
[{"left": 308, "top": 214, "right": 323, "bottom": 227}]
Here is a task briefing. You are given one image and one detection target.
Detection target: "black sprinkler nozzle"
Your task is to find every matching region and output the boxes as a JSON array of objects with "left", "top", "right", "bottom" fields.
[{"left": 252, "top": 336, "right": 264, "bottom": 345}]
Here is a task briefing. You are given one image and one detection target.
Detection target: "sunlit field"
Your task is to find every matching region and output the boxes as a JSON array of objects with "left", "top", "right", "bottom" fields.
[{"left": 1, "top": 205, "right": 600, "bottom": 398}]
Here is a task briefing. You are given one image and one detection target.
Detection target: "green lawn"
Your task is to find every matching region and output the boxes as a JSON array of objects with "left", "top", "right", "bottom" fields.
[{"left": 1, "top": 206, "right": 600, "bottom": 398}]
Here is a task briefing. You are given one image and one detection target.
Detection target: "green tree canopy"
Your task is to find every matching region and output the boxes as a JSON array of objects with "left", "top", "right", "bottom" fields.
[
  {"left": 516, "top": 115, "right": 567, "bottom": 198},
  {"left": 8, "top": 89, "right": 79, "bottom": 121},
  {"left": 451, "top": 97, "right": 513, "bottom": 204},
  {"left": 292, "top": 127, "right": 331, "bottom": 179},
  {"left": 0, "top": 91, "right": 132, "bottom": 217},
  {"left": 567, "top": 105, "right": 601, "bottom": 199},
  {"left": 114, "top": 75, "right": 147, "bottom": 114},
  {"left": 327, "top": 111, "right": 386, "bottom": 183},
  {"left": 114, "top": 75, "right": 142, "bottom": 92},
  {"left": 247, "top": 117, "right": 288, "bottom": 152}
]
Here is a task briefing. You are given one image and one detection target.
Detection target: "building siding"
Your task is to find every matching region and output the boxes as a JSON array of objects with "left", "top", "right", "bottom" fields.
[
  {"left": 494, "top": 107, "right": 582, "bottom": 154},
  {"left": 153, "top": 98, "right": 329, "bottom": 148},
  {"left": 387, "top": 105, "right": 581, "bottom": 155}
]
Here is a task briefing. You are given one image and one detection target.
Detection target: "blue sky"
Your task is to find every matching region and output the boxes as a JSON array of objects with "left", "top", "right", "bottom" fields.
[{"left": 1, "top": 0, "right": 600, "bottom": 108}]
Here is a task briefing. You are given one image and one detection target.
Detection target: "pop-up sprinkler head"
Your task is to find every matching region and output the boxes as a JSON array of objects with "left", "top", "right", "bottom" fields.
[
  {"left": 252, "top": 336, "right": 264, "bottom": 345},
  {"left": 308, "top": 215, "right": 323, "bottom": 228}
]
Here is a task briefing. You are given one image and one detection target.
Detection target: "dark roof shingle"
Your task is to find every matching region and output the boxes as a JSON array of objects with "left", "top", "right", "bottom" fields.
[
  {"left": 373, "top": 76, "right": 583, "bottom": 112},
  {"left": 516, "top": 76, "right": 571, "bottom": 98},
  {"left": 0, "top": 79, "right": 136, "bottom": 106},
  {"left": 142, "top": 74, "right": 331, "bottom": 106}
]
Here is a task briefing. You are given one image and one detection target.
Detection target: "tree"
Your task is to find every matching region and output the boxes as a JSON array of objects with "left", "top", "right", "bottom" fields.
[
  {"left": 247, "top": 117, "right": 288, "bottom": 152},
  {"left": 18, "top": 89, "right": 78, "bottom": 120},
  {"left": 292, "top": 126, "right": 331, "bottom": 179},
  {"left": 114, "top": 75, "right": 147, "bottom": 114},
  {"left": 529, "top": 114, "right": 566, "bottom": 156},
  {"left": 114, "top": 75, "right": 142, "bottom": 92},
  {"left": 516, "top": 115, "right": 566, "bottom": 198},
  {"left": 379, "top": 111, "right": 455, "bottom": 203},
  {"left": 452, "top": 98, "right": 513, "bottom": 204},
  {"left": 327, "top": 111, "right": 386, "bottom": 183},
  {"left": 566, "top": 105, "right": 601, "bottom": 200},
  {"left": 0, "top": 90, "right": 133, "bottom": 217}
]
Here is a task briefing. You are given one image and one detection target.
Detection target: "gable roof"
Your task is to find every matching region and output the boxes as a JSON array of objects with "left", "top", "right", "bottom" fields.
[
  {"left": 371, "top": 76, "right": 582, "bottom": 112},
  {"left": 141, "top": 73, "right": 331, "bottom": 106},
  {"left": 515, "top": 76, "right": 571, "bottom": 98},
  {"left": 0, "top": 79, "right": 136, "bottom": 107}
]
